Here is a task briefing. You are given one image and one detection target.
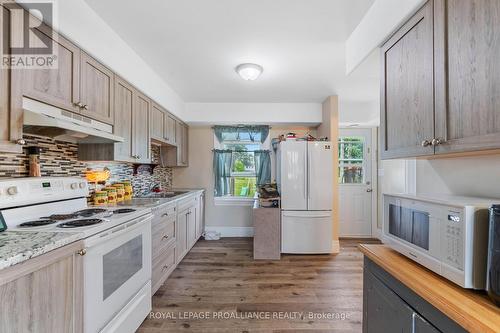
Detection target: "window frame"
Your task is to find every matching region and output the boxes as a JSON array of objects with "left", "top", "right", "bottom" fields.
[{"left": 213, "top": 133, "right": 270, "bottom": 205}]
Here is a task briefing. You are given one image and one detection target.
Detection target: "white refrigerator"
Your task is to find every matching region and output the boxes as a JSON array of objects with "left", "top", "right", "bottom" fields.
[{"left": 277, "top": 141, "right": 333, "bottom": 254}]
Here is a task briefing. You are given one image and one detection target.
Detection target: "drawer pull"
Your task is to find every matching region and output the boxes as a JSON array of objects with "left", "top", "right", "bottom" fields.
[
  {"left": 162, "top": 265, "right": 169, "bottom": 272},
  {"left": 162, "top": 213, "right": 169, "bottom": 217},
  {"left": 162, "top": 235, "right": 169, "bottom": 240}
]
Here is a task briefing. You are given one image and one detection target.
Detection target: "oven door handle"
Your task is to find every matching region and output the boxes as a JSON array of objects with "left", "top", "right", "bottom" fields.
[{"left": 84, "top": 214, "right": 153, "bottom": 248}]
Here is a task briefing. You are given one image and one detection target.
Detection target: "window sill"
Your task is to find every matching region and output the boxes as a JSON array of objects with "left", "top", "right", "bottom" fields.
[{"left": 214, "top": 196, "right": 256, "bottom": 206}]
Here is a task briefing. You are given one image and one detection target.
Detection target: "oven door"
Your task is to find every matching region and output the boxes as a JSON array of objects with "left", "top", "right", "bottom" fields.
[
  {"left": 383, "top": 195, "right": 441, "bottom": 273},
  {"left": 83, "top": 214, "right": 152, "bottom": 333}
]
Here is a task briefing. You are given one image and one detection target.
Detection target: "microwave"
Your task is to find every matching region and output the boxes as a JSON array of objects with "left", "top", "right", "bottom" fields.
[{"left": 383, "top": 193, "right": 497, "bottom": 289}]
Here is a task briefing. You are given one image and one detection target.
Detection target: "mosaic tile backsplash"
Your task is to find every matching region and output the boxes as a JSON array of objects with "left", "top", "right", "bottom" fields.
[{"left": 0, "top": 135, "right": 173, "bottom": 196}]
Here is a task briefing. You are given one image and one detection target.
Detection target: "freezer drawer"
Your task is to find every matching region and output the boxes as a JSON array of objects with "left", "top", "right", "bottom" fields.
[{"left": 281, "top": 211, "right": 333, "bottom": 254}]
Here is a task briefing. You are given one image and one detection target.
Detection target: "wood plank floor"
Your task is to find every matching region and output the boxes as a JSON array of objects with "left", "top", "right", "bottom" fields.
[{"left": 138, "top": 238, "right": 380, "bottom": 333}]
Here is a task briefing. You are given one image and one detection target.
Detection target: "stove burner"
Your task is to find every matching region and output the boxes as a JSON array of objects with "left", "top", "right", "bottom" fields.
[
  {"left": 113, "top": 208, "right": 136, "bottom": 214},
  {"left": 57, "top": 219, "right": 104, "bottom": 228},
  {"left": 45, "top": 214, "right": 78, "bottom": 221},
  {"left": 19, "top": 219, "right": 57, "bottom": 227},
  {"left": 75, "top": 208, "right": 109, "bottom": 217}
]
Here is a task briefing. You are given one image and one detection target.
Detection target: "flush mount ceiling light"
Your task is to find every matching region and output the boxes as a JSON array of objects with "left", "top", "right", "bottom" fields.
[{"left": 235, "top": 63, "right": 263, "bottom": 81}]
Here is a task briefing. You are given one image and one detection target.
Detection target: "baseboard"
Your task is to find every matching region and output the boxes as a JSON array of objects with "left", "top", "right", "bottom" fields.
[
  {"left": 204, "top": 226, "right": 254, "bottom": 237},
  {"left": 332, "top": 240, "right": 340, "bottom": 254}
]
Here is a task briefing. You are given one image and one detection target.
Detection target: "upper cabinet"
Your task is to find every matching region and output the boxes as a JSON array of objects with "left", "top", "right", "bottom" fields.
[
  {"left": 18, "top": 25, "right": 81, "bottom": 115},
  {"left": 433, "top": 0, "right": 500, "bottom": 154},
  {"left": 132, "top": 91, "right": 151, "bottom": 164},
  {"left": 150, "top": 102, "right": 166, "bottom": 142},
  {"left": 162, "top": 121, "right": 188, "bottom": 167},
  {"left": 79, "top": 52, "right": 115, "bottom": 124},
  {"left": 380, "top": 0, "right": 500, "bottom": 159},
  {"left": 165, "top": 114, "right": 177, "bottom": 145}
]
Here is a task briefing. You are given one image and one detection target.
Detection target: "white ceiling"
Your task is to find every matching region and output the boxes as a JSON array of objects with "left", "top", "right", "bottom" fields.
[{"left": 85, "top": 0, "right": 377, "bottom": 104}]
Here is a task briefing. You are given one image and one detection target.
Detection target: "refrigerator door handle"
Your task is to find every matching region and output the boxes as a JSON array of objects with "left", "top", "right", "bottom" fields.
[
  {"left": 304, "top": 146, "right": 308, "bottom": 200},
  {"left": 307, "top": 146, "right": 311, "bottom": 200}
]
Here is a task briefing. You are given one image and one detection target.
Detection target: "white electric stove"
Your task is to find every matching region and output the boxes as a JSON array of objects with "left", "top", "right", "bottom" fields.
[{"left": 0, "top": 177, "right": 153, "bottom": 333}]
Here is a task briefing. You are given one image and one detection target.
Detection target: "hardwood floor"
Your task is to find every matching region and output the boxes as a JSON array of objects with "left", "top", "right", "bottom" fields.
[{"left": 138, "top": 238, "right": 380, "bottom": 333}]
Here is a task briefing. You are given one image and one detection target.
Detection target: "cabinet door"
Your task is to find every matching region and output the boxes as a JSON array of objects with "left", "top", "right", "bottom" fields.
[
  {"left": 195, "top": 194, "right": 205, "bottom": 239},
  {"left": 0, "top": 251, "right": 82, "bottom": 333},
  {"left": 176, "top": 210, "right": 188, "bottom": 262},
  {"left": 380, "top": 0, "right": 435, "bottom": 159},
  {"left": 187, "top": 207, "right": 197, "bottom": 248},
  {"left": 434, "top": 0, "right": 500, "bottom": 154},
  {"left": 132, "top": 92, "right": 151, "bottom": 163},
  {"left": 18, "top": 26, "right": 81, "bottom": 114},
  {"left": 151, "top": 103, "right": 165, "bottom": 142},
  {"left": 165, "top": 114, "right": 177, "bottom": 145},
  {"left": 80, "top": 52, "right": 114, "bottom": 124},
  {"left": 114, "top": 77, "right": 134, "bottom": 162},
  {"left": 181, "top": 124, "right": 189, "bottom": 166},
  {"left": 363, "top": 270, "right": 414, "bottom": 332}
]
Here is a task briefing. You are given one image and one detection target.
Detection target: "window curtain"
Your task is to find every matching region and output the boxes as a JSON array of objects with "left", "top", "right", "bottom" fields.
[
  {"left": 213, "top": 149, "right": 233, "bottom": 197},
  {"left": 214, "top": 125, "right": 269, "bottom": 143},
  {"left": 254, "top": 150, "right": 271, "bottom": 186}
]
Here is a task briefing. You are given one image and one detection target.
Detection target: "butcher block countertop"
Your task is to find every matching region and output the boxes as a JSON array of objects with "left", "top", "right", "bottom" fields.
[{"left": 359, "top": 244, "right": 500, "bottom": 333}]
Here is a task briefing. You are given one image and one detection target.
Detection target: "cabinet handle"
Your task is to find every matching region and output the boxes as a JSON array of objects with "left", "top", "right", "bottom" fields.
[
  {"left": 73, "top": 102, "right": 84, "bottom": 108},
  {"left": 82, "top": 104, "right": 89, "bottom": 110},
  {"left": 162, "top": 213, "right": 169, "bottom": 217},
  {"left": 15, "top": 139, "right": 26, "bottom": 145},
  {"left": 431, "top": 138, "right": 445, "bottom": 146},
  {"left": 162, "top": 235, "right": 169, "bottom": 240},
  {"left": 421, "top": 140, "right": 431, "bottom": 147},
  {"left": 77, "top": 249, "right": 87, "bottom": 256},
  {"left": 162, "top": 264, "right": 169, "bottom": 272},
  {"left": 411, "top": 312, "right": 416, "bottom": 333}
]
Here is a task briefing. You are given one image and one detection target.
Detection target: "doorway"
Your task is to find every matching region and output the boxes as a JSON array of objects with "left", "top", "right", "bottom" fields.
[{"left": 338, "top": 128, "right": 375, "bottom": 237}]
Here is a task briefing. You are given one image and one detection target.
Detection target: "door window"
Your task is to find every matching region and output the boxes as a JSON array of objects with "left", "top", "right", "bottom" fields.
[
  {"left": 103, "top": 235, "right": 143, "bottom": 300},
  {"left": 338, "top": 136, "right": 364, "bottom": 184}
]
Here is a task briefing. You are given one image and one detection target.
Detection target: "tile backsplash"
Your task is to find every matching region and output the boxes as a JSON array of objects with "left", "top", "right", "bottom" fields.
[{"left": 0, "top": 135, "right": 173, "bottom": 196}]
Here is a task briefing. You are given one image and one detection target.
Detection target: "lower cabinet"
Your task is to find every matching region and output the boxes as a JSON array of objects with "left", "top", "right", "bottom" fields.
[
  {"left": 151, "top": 192, "right": 204, "bottom": 294},
  {"left": 363, "top": 258, "right": 466, "bottom": 333},
  {"left": 0, "top": 241, "right": 85, "bottom": 333}
]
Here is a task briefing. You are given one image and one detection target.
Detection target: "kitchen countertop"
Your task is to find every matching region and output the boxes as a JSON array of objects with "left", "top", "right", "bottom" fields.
[
  {"left": 0, "top": 189, "right": 205, "bottom": 271},
  {"left": 0, "top": 231, "right": 83, "bottom": 270},
  {"left": 359, "top": 244, "right": 500, "bottom": 333}
]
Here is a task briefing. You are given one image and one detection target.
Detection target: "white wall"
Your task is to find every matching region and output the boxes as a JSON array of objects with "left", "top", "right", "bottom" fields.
[
  {"left": 415, "top": 155, "right": 500, "bottom": 198},
  {"left": 339, "top": 100, "right": 379, "bottom": 126},
  {"left": 184, "top": 103, "right": 322, "bottom": 126},
  {"left": 50, "top": 0, "right": 185, "bottom": 118},
  {"left": 345, "top": 0, "right": 426, "bottom": 73}
]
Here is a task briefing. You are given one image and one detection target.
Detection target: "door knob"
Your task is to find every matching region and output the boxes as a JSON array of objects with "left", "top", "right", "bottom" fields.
[
  {"left": 421, "top": 140, "right": 431, "bottom": 147},
  {"left": 77, "top": 249, "right": 87, "bottom": 256},
  {"left": 15, "top": 139, "right": 26, "bottom": 145}
]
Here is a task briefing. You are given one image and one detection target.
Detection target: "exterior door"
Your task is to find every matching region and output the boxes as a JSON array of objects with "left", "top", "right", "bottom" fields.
[
  {"left": 279, "top": 141, "right": 307, "bottom": 210},
  {"left": 339, "top": 128, "right": 373, "bottom": 237},
  {"left": 307, "top": 141, "right": 333, "bottom": 210}
]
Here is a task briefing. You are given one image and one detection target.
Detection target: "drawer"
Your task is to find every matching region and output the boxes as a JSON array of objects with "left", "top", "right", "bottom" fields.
[
  {"left": 152, "top": 204, "right": 176, "bottom": 227},
  {"left": 152, "top": 245, "right": 176, "bottom": 294},
  {"left": 152, "top": 218, "right": 175, "bottom": 258},
  {"left": 177, "top": 195, "right": 196, "bottom": 212}
]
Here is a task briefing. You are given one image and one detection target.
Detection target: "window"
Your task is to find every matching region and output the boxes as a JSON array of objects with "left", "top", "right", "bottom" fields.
[
  {"left": 338, "top": 136, "right": 364, "bottom": 184},
  {"left": 213, "top": 126, "right": 270, "bottom": 204},
  {"left": 222, "top": 142, "right": 260, "bottom": 198}
]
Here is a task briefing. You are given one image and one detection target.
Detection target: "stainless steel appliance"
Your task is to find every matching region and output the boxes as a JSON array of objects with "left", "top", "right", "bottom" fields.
[
  {"left": 277, "top": 141, "right": 333, "bottom": 254},
  {"left": 487, "top": 205, "right": 500, "bottom": 305},
  {"left": 0, "top": 177, "right": 153, "bottom": 333},
  {"left": 383, "top": 193, "right": 496, "bottom": 289}
]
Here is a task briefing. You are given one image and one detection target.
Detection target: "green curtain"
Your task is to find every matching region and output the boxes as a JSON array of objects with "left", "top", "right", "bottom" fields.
[
  {"left": 213, "top": 149, "right": 233, "bottom": 196},
  {"left": 254, "top": 150, "right": 271, "bottom": 186},
  {"left": 214, "top": 125, "right": 269, "bottom": 143}
]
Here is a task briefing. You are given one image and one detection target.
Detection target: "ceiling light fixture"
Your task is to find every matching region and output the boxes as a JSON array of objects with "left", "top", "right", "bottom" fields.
[{"left": 235, "top": 63, "right": 263, "bottom": 81}]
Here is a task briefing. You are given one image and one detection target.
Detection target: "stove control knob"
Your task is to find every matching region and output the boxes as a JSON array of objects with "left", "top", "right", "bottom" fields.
[
  {"left": 70, "top": 183, "right": 78, "bottom": 190},
  {"left": 7, "top": 186, "right": 18, "bottom": 195},
  {"left": 79, "top": 182, "right": 87, "bottom": 189}
]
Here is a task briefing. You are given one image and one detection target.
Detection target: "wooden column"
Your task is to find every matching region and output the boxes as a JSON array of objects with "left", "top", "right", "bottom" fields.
[{"left": 317, "top": 96, "right": 339, "bottom": 253}]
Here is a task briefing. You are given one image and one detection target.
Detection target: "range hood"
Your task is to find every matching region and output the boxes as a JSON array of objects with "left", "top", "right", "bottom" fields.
[{"left": 22, "top": 97, "right": 124, "bottom": 143}]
